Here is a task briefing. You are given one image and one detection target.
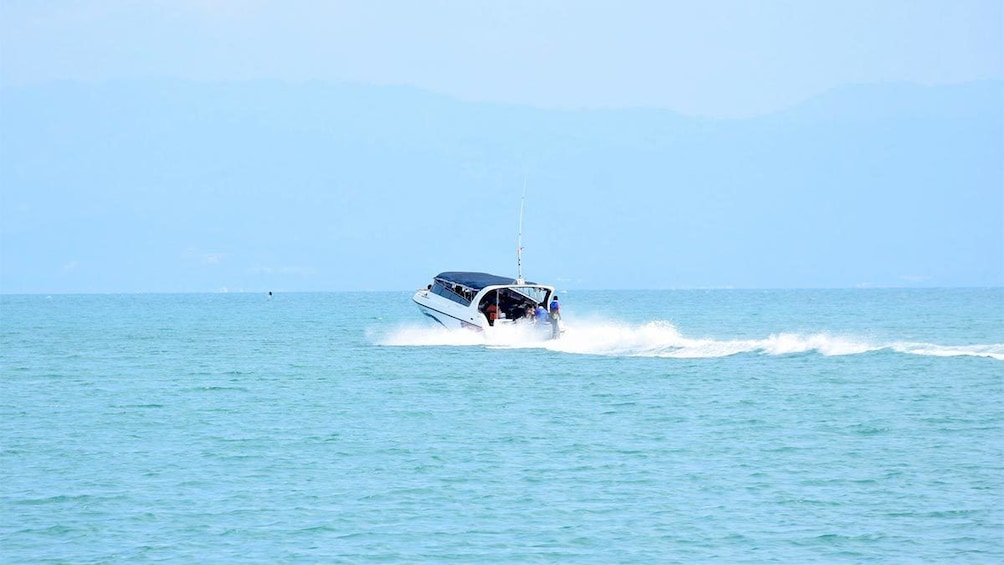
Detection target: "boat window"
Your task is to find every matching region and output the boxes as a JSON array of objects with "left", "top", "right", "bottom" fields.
[{"left": 431, "top": 280, "right": 472, "bottom": 306}]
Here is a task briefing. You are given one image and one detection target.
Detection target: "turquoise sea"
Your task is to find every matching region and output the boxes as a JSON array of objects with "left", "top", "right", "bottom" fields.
[{"left": 2, "top": 289, "right": 1002, "bottom": 563}]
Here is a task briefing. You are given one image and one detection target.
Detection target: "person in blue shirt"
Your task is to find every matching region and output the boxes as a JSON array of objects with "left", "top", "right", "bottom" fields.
[
  {"left": 535, "top": 303, "right": 548, "bottom": 324},
  {"left": 548, "top": 295, "right": 561, "bottom": 339}
]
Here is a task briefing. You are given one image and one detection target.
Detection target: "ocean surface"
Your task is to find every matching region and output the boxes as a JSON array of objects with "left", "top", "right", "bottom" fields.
[{"left": 1, "top": 289, "right": 1002, "bottom": 563}]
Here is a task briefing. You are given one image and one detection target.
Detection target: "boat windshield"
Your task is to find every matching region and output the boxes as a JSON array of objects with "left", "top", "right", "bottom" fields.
[{"left": 507, "top": 285, "right": 550, "bottom": 305}]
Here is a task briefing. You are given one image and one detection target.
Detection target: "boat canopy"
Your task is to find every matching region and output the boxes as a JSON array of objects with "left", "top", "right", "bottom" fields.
[{"left": 434, "top": 272, "right": 540, "bottom": 291}]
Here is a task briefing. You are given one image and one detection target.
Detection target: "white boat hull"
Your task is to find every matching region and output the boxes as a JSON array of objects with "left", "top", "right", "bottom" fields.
[{"left": 413, "top": 291, "right": 485, "bottom": 331}]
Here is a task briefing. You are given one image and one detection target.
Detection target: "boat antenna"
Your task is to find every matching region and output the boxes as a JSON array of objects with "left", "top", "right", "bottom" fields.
[{"left": 516, "top": 177, "right": 526, "bottom": 284}]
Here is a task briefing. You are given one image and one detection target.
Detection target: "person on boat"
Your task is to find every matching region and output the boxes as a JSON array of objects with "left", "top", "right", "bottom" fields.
[
  {"left": 548, "top": 295, "right": 561, "bottom": 339},
  {"left": 484, "top": 300, "right": 498, "bottom": 327},
  {"left": 535, "top": 303, "right": 548, "bottom": 324}
]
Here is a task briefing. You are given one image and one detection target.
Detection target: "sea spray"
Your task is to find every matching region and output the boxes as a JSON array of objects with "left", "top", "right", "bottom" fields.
[{"left": 378, "top": 319, "right": 1004, "bottom": 360}]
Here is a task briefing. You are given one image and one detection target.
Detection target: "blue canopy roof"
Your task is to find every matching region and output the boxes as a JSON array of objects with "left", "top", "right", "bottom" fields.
[{"left": 435, "top": 271, "right": 539, "bottom": 291}]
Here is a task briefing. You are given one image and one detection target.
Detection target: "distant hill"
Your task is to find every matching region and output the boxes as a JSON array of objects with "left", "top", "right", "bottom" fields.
[{"left": 1, "top": 79, "right": 1001, "bottom": 292}]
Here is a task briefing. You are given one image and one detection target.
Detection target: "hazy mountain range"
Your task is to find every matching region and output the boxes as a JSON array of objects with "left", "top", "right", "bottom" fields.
[{"left": 1, "top": 79, "right": 1001, "bottom": 292}]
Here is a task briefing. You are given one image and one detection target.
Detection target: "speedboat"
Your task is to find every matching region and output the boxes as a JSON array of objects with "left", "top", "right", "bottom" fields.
[{"left": 413, "top": 271, "right": 563, "bottom": 338}]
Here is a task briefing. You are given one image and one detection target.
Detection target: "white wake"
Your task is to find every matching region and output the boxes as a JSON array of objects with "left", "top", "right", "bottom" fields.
[{"left": 373, "top": 320, "right": 1004, "bottom": 361}]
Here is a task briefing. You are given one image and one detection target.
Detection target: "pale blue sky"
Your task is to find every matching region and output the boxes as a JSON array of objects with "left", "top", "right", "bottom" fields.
[
  {"left": 1, "top": 1, "right": 1002, "bottom": 292},
  {"left": 1, "top": 1, "right": 1001, "bottom": 117}
]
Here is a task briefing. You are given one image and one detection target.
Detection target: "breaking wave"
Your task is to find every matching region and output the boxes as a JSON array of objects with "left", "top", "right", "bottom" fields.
[{"left": 374, "top": 320, "right": 1004, "bottom": 361}]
